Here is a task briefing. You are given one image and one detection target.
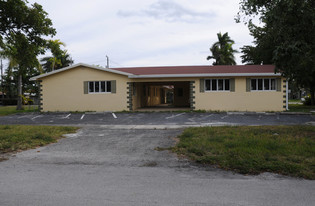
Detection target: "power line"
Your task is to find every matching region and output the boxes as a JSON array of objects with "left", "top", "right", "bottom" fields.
[
  {"left": 80, "top": 56, "right": 124, "bottom": 68},
  {"left": 109, "top": 59, "right": 124, "bottom": 67}
]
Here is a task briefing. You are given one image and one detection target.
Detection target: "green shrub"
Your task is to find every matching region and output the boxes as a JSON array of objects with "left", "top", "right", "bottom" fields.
[{"left": 303, "top": 96, "right": 312, "bottom": 105}]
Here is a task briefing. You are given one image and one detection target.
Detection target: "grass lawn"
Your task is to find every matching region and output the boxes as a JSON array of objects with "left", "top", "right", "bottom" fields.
[
  {"left": 288, "top": 99, "right": 302, "bottom": 103},
  {"left": 0, "top": 125, "right": 78, "bottom": 161},
  {"left": 288, "top": 104, "right": 315, "bottom": 113},
  {"left": 173, "top": 126, "right": 315, "bottom": 179},
  {"left": 0, "top": 105, "right": 39, "bottom": 116}
]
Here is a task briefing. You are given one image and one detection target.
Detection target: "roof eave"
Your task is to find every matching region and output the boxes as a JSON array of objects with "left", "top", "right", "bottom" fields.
[
  {"left": 128, "top": 73, "right": 282, "bottom": 79},
  {"left": 30, "top": 63, "right": 132, "bottom": 81}
]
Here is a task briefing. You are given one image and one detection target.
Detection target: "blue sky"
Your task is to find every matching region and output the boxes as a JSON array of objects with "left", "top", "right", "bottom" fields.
[{"left": 27, "top": 0, "right": 254, "bottom": 68}]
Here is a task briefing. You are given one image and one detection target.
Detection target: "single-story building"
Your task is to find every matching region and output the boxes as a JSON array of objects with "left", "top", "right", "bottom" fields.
[{"left": 30, "top": 63, "right": 288, "bottom": 112}]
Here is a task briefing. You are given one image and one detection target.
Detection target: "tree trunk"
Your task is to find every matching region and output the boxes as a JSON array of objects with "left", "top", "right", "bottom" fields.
[{"left": 16, "top": 74, "right": 23, "bottom": 110}]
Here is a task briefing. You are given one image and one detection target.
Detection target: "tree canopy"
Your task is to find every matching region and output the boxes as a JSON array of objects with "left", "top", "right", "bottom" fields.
[
  {"left": 240, "top": 22, "right": 274, "bottom": 65},
  {"left": 207, "top": 32, "right": 237, "bottom": 65},
  {"left": 238, "top": 0, "right": 315, "bottom": 104},
  {"left": 0, "top": 0, "right": 56, "bottom": 109}
]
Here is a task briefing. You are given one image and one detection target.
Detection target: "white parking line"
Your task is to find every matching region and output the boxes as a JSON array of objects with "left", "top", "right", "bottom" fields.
[
  {"left": 112, "top": 113, "right": 117, "bottom": 119},
  {"left": 165, "top": 113, "right": 185, "bottom": 119},
  {"left": 221, "top": 115, "right": 228, "bottom": 119},
  {"left": 199, "top": 114, "right": 214, "bottom": 120},
  {"left": 18, "top": 115, "right": 30, "bottom": 119},
  {"left": 80, "top": 114, "right": 85, "bottom": 120},
  {"left": 31, "top": 115, "right": 43, "bottom": 120},
  {"left": 62, "top": 114, "right": 71, "bottom": 119}
]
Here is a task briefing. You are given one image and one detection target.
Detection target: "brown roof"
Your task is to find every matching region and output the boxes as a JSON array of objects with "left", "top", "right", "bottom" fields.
[
  {"left": 30, "top": 63, "right": 279, "bottom": 81},
  {"left": 112, "top": 65, "right": 276, "bottom": 75}
]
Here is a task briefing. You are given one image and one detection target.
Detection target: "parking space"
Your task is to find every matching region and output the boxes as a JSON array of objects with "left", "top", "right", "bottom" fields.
[{"left": 0, "top": 112, "right": 314, "bottom": 126}]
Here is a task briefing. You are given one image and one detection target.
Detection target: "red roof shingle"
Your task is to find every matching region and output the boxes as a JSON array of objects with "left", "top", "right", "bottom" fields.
[{"left": 112, "top": 65, "right": 276, "bottom": 75}]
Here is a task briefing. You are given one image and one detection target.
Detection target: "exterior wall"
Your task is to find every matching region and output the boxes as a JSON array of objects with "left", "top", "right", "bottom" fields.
[
  {"left": 39, "top": 69, "right": 285, "bottom": 112},
  {"left": 40, "top": 66, "right": 129, "bottom": 112},
  {"left": 194, "top": 77, "right": 286, "bottom": 112}
]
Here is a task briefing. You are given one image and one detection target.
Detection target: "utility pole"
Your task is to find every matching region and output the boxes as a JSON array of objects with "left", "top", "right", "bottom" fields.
[{"left": 106, "top": 55, "right": 109, "bottom": 68}]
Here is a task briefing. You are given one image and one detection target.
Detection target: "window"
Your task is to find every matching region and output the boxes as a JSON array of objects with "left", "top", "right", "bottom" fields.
[
  {"left": 88, "top": 81, "right": 111, "bottom": 93},
  {"left": 258, "top": 79, "right": 263, "bottom": 90},
  {"left": 205, "top": 80, "right": 211, "bottom": 91},
  {"left": 251, "top": 79, "right": 257, "bottom": 90},
  {"left": 212, "top": 79, "right": 217, "bottom": 90},
  {"left": 264, "top": 79, "right": 270, "bottom": 90},
  {"left": 251, "top": 78, "right": 276, "bottom": 91},
  {"left": 89, "top": 82, "right": 94, "bottom": 93},
  {"left": 106, "top": 81, "right": 111, "bottom": 92},
  {"left": 95, "top": 81, "right": 100, "bottom": 92},
  {"left": 218, "top": 79, "right": 224, "bottom": 91},
  {"left": 101, "top": 81, "right": 106, "bottom": 92},
  {"left": 270, "top": 79, "right": 276, "bottom": 90},
  {"left": 205, "top": 79, "right": 230, "bottom": 91}
]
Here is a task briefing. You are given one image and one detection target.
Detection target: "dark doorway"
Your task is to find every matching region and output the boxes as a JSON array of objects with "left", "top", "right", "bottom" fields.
[{"left": 135, "top": 81, "right": 190, "bottom": 110}]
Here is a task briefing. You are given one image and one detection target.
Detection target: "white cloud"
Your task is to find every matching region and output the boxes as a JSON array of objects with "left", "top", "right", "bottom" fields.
[
  {"left": 117, "top": 0, "right": 215, "bottom": 23},
  {"left": 28, "top": 0, "right": 253, "bottom": 67}
]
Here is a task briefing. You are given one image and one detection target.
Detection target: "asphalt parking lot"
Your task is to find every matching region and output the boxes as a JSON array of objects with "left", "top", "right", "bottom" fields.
[
  {"left": 0, "top": 112, "right": 315, "bottom": 205},
  {"left": 0, "top": 111, "right": 314, "bottom": 127},
  {"left": 1, "top": 126, "right": 314, "bottom": 206}
]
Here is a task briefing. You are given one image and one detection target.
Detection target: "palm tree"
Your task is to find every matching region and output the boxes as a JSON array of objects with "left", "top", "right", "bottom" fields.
[
  {"left": 41, "top": 40, "right": 73, "bottom": 72},
  {"left": 41, "top": 50, "right": 73, "bottom": 73},
  {"left": 207, "top": 32, "right": 238, "bottom": 65}
]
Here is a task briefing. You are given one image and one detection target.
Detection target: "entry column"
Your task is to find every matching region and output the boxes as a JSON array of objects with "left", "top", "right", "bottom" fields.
[
  {"left": 190, "top": 81, "right": 195, "bottom": 110},
  {"left": 127, "top": 82, "right": 133, "bottom": 111}
]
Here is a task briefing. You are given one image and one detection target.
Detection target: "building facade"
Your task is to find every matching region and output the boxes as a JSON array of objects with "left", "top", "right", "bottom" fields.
[{"left": 31, "top": 63, "right": 288, "bottom": 112}]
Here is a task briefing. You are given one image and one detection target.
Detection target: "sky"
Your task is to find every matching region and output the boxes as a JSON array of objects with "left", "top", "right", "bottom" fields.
[{"left": 26, "top": 0, "right": 255, "bottom": 68}]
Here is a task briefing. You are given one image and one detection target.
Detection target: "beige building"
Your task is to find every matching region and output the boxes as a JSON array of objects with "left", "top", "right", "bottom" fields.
[{"left": 30, "top": 63, "right": 288, "bottom": 112}]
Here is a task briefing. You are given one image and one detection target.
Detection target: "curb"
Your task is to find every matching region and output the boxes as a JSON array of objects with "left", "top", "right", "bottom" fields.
[
  {"left": 98, "top": 123, "right": 239, "bottom": 130},
  {"left": 279, "top": 112, "right": 314, "bottom": 115}
]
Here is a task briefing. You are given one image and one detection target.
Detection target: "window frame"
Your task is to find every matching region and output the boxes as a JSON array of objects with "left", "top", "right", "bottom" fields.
[
  {"left": 204, "top": 79, "right": 230, "bottom": 92},
  {"left": 250, "top": 78, "right": 276, "bottom": 91},
  {"left": 88, "top": 81, "right": 112, "bottom": 94}
]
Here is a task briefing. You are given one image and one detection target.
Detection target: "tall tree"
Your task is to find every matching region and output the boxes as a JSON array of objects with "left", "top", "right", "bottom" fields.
[
  {"left": 0, "top": 0, "right": 56, "bottom": 110},
  {"left": 207, "top": 32, "right": 238, "bottom": 65},
  {"left": 237, "top": 0, "right": 315, "bottom": 105}
]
